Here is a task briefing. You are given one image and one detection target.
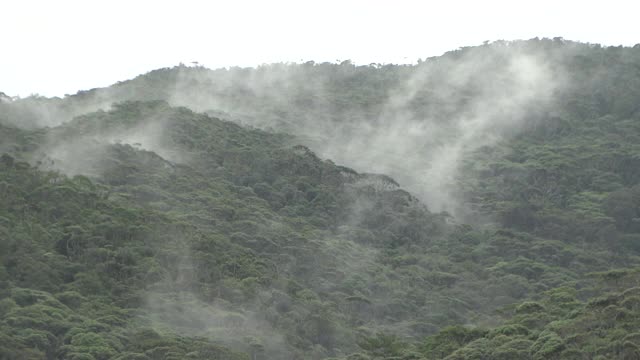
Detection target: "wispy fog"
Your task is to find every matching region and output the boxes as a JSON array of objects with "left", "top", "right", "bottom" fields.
[{"left": 1, "top": 41, "right": 566, "bottom": 218}]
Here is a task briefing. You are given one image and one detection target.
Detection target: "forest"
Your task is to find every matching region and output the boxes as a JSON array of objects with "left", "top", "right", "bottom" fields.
[{"left": 1, "top": 38, "right": 640, "bottom": 359}]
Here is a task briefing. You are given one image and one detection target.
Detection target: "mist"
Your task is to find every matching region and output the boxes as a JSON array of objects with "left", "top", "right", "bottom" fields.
[
  {"left": 0, "top": 41, "right": 566, "bottom": 220},
  {"left": 141, "top": 243, "right": 297, "bottom": 360},
  {"left": 161, "top": 41, "right": 563, "bottom": 218}
]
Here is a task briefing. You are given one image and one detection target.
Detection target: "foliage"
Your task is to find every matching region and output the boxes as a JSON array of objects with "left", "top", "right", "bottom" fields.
[{"left": 1, "top": 39, "right": 640, "bottom": 359}]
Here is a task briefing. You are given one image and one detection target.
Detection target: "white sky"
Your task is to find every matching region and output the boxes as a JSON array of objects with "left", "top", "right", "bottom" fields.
[{"left": 1, "top": 0, "right": 639, "bottom": 97}]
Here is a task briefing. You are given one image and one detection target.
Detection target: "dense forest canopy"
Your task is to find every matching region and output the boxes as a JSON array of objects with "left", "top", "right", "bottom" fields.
[{"left": 1, "top": 38, "right": 640, "bottom": 359}]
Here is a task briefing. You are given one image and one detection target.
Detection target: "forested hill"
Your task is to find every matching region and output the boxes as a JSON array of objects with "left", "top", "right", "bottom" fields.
[
  {"left": 1, "top": 39, "right": 640, "bottom": 359},
  {"left": 3, "top": 38, "right": 640, "bottom": 214}
]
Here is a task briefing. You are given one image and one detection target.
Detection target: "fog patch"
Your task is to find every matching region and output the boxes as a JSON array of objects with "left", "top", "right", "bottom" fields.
[
  {"left": 34, "top": 112, "right": 185, "bottom": 177},
  {"left": 142, "top": 290, "right": 293, "bottom": 359},
  {"left": 0, "top": 94, "right": 114, "bottom": 129},
  {"left": 316, "top": 49, "right": 559, "bottom": 217}
]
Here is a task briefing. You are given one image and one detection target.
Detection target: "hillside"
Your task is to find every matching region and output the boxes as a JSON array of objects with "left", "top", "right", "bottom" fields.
[
  {"left": 3, "top": 39, "right": 640, "bottom": 215},
  {"left": 1, "top": 39, "right": 640, "bottom": 359}
]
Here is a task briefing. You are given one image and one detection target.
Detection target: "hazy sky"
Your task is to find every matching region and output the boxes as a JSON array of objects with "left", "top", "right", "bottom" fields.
[{"left": 2, "top": 0, "right": 638, "bottom": 97}]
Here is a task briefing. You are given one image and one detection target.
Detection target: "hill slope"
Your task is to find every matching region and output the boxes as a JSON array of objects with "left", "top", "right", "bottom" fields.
[
  {"left": 3, "top": 39, "right": 640, "bottom": 215},
  {"left": 1, "top": 39, "right": 640, "bottom": 359}
]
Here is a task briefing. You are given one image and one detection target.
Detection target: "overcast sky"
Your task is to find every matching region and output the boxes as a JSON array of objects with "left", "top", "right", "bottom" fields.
[{"left": 1, "top": 0, "right": 638, "bottom": 97}]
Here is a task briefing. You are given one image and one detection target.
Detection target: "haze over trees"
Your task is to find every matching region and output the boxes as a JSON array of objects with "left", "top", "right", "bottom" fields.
[{"left": 1, "top": 38, "right": 640, "bottom": 359}]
